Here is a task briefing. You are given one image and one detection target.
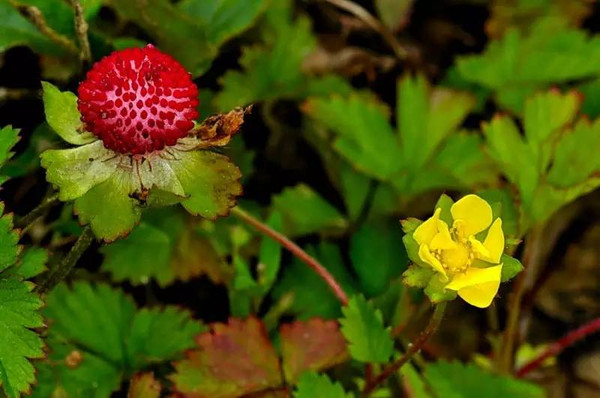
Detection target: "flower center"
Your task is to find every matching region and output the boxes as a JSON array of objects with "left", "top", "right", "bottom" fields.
[{"left": 440, "top": 244, "right": 471, "bottom": 273}]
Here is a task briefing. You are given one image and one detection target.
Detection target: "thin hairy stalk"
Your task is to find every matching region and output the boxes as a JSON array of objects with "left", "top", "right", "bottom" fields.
[
  {"left": 499, "top": 225, "right": 544, "bottom": 373},
  {"left": 70, "top": 0, "right": 92, "bottom": 64},
  {"left": 361, "top": 302, "right": 447, "bottom": 397},
  {"left": 16, "top": 193, "right": 60, "bottom": 232},
  {"left": 231, "top": 206, "right": 349, "bottom": 305},
  {"left": 323, "top": 0, "right": 408, "bottom": 59},
  {"left": 36, "top": 226, "right": 94, "bottom": 294},
  {"left": 9, "top": 0, "right": 78, "bottom": 54},
  {"left": 517, "top": 317, "right": 600, "bottom": 378}
]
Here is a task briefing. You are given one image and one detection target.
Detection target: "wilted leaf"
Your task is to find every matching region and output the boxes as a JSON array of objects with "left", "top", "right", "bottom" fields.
[
  {"left": 280, "top": 319, "right": 348, "bottom": 382},
  {"left": 127, "top": 373, "right": 161, "bottom": 398}
]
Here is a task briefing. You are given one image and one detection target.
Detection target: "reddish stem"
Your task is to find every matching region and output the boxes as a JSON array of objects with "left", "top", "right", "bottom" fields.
[
  {"left": 231, "top": 207, "right": 349, "bottom": 305},
  {"left": 516, "top": 317, "right": 600, "bottom": 378}
]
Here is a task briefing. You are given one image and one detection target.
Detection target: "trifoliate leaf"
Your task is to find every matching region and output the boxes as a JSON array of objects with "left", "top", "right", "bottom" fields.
[
  {"left": 349, "top": 220, "right": 408, "bottom": 297},
  {"left": 340, "top": 295, "right": 394, "bottom": 363},
  {"left": 127, "top": 373, "right": 161, "bottom": 398},
  {"left": 501, "top": 254, "right": 524, "bottom": 282},
  {"left": 304, "top": 95, "right": 402, "bottom": 180},
  {"left": 74, "top": 170, "right": 142, "bottom": 241},
  {"left": 293, "top": 372, "right": 354, "bottom": 398},
  {"left": 0, "top": 205, "right": 44, "bottom": 398},
  {"left": 41, "top": 82, "right": 95, "bottom": 145},
  {"left": 272, "top": 242, "right": 357, "bottom": 319},
  {"left": 36, "top": 282, "right": 203, "bottom": 397},
  {"left": 171, "top": 317, "right": 283, "bottom": 398},
  {"left": 424, "top": 361, "right": 545, "bottom": 398},
  {"left": 271, "top": 184, "right": 348, "bottom": 237},
  {"left": 171, "top": 150, "right": 242, "bottom": 219},
  {"left": 280, "top": 319, "right": 348, "bottom": 383}
]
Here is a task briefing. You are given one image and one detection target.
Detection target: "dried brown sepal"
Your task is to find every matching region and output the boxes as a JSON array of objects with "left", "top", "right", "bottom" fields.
[{"left": 191, "top": 106, "right": 253, "bottom": 148}]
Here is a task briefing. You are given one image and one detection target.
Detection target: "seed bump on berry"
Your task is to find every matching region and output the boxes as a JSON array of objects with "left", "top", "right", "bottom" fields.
[{"left": 78, "top": 44, "right": 199, "bottom": 155}]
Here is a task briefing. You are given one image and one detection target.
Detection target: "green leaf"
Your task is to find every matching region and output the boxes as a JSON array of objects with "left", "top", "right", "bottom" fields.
[
  {"left": 350, "top": 220, "right": 408, "bottom": 297},
  {"left": 280, "top": 319, "right": 348, "bottom": 383},
  {"left": 271, "top": 184, "right": 348, "bottom": 237},
  {"left": 548, "top": 118, "right": 600, "bottom": 187},
  {"left": 501, "top": 254, "right": 524, "bottom": 282},
  {"left": 171, "top": 317, "right": 283, "bottom": 397},
  {"left": 293, "top": 372, "right": 354, "bottom": 398},
  {"left": 3, "top": 123, "right": 54, "bottom": 179},
  {"left": 0, "top": 125, "right": 20, "bottom": 185},
  {"left": 178, "top": 0, "right": 267, "bottom": 46},
  {"left": 215, "top": 0, "right": 323, "bottom": 110},
  {"left": 425, "top": 361, "right": 545, "bottom": 398},
  {"left": 272, "top": 242, "right": 357, "bottom": 319},
  {"left": 304, "top": 95, "right": 402, "bottom": 180},
  {"left": 397, "top": 75, "right": 475, "bottom": 172},
  {"left": 37, "top": 282, "right": 203, "bottom": 397},
  {"left": 0, "top": 1, "right": 61, "bottom": 54},
  {"left": 16, "top": 247, "right": 48, "bottom": 279},
  {"left": 340, "top": 295, "right": 394, "bottom": 363},
  {"left": 257, "top": 211, "right": 283, "bottom": 292},
  {"left": 400, "top": 363, "right": 433, "bottom": 398},
  {"left": 171, "top": 150, "right": 242, "bottom": 219},
  {"left": 41, "top": 82, "right": 94, "bottom": 145},
  {"left": 435, "top": 194, "right": 454, "bottom": 225},
  {"left": 0, "top": 204, "right": 20, "bottom": 273},
  {"left": 74, "top": 170, "right": 142, "bottom": 241},
  {"left": 0, "top": 204, "right": 44, "bottom": 398},
  {"left": 579, "top": 77, "right": 600, "bottom": 119},
  {"left": 482, "top": 116, "right": 538, "bottom": 203},
  {"left": 457, "top": 25, "right": 600, "bottom": 112}
]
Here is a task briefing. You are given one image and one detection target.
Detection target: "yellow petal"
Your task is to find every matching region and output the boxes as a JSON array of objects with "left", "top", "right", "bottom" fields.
[
  {"left": 469, "top": 236, "right": 490, "bottom": 259},
  {"left": 450, "top": 194, "right": 493, "bottom": 236},
  {"left": 458, "top": 281, "right": 500, "bottom": 308},
  {"left": 413, "top": 208, "right": 441, "bottom": 246},
  {"left": 418, "top": 244, "right": 447, "bottom": 278},
  {"left": 445, "top": 264, "right": 502, "bottom": 291},
  {"left": 430, "top": 220, "right": 456, "bottom": 251},
  {"left": 482, "top": 218, "right": 504, "bottom": 264}
]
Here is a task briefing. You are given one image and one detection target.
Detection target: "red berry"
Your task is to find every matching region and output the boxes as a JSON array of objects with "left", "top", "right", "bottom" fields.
[{"left": 78, "top": 44, "right": 199, "bottom": 155}]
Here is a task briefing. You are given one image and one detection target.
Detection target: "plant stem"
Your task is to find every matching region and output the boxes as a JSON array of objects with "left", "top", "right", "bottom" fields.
[
  {"left": 516, "top": 317, "right": 600, "bottom": 378},
  {"left": 498, "top": 224, "right": 544, "bottom": 373},
  {"left": 361, "top": 302, "right": 447, "bottom": 397},
  {"left": 323, "top": 0, "right": 408, "bottom": 59},
  {"left": 36, "top": 226, "right": 94, "bottom": 294},
  {"left": 9, "top": 0, "right": 78, "bottom": 55},
  {"left": 70, "top": 0, "right": 92, "bottom": 65},
  {"left": 16, "top": 193, "right": 60, "bottom": 232},
  {"left": 231, "top": 207, "right": 349, "bottom": 305}
]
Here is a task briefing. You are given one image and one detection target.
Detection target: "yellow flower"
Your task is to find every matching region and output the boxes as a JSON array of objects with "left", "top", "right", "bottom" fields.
[{"left": 413, "top": 194, "right": 504, "bottom": 308}]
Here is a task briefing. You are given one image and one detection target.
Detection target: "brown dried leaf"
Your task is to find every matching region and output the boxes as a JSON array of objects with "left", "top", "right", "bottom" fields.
[{"left": 280, "top": 319, "right": 348, "bottom": 383}]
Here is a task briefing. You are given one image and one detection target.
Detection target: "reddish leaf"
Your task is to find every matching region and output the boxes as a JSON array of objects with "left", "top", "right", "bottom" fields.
[
  {"left": 128, "top": 373, "right": 161, "bottom": 398},
  {"left": 280, "top": 319, "right": 348, "bottom": 382},
  {"left": 171, "top": 317, "right": 282, "bottom": 398}
]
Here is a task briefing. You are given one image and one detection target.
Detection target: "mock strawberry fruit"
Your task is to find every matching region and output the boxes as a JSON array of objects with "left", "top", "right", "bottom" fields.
[{"left": 77, "top": 44, "right": 199, "bottom": 155}]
